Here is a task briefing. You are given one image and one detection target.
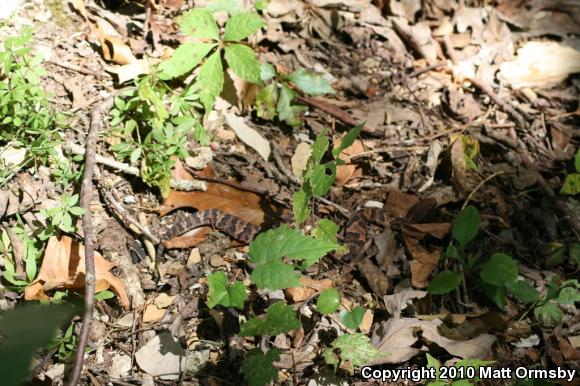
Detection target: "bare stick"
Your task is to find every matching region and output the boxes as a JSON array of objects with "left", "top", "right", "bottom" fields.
[{"left": 66, "top": 95, "right": 115, "bottom": 386}]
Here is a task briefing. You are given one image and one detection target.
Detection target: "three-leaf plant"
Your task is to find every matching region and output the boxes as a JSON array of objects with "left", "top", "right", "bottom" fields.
[{"left": 158, "top": 9, "right": 265, "bottom": 112}]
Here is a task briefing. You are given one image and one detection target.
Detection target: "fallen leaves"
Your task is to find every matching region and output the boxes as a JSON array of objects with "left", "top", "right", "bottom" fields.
[{"left": 25, "top": 236, "right": 129, "bottom": 309}]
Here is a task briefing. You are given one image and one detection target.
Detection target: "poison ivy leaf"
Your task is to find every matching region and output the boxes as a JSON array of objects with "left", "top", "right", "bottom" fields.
[
  {"left": 575, "top": 149, "right": 580, "bottom": 171},
  {"left": 426, "top": 353, "right": 441, "bottom": 379},
  {"left": 260, "top": 62, "right": 277, "bottom": 81},
  {"left": 506, "top": 280, "right": 540, "bottom": 304},
  {"left": 332, "top": 123, "right": 363, "bottom": 157},
  {"left": 286, "top": 69, "right": 335, "bottom": 96},
  {"left": 224, "top": 44, "right": 261, "bottom": 83},
  {"left": 241, "top": 349, "right": 281, "bottom": 386},
  {"left": 255, "top": 82, "right": 278, "bottom": 120},
  {"left": 249, "top": 225, "right": 338, "bottom": 267},
  {"left": 452, "top": 205, "right": 480, "bottom": 247},
  {"left": 240, "top": 301, "right": 301, "bottom": 336},
  {"left": 195, "top": 50, "right": 224, "bottom": 112},
  {"left": 95, "top": 290, "right": 115, "bottom": 301},
  {"left": 560, "top": 173, "right": 580, "bottom": 195},
  {"left": 179, "top": 8, "right": 219, "bottom": 40},
  {"left": 158, "top": 42, "right": 216, "bottom": 80},
  {"left": 0, "top": 303, "right": 81, "bottom": 386},
  {"left": 223, "top": 12, "right": 265, "bottom": 41},
  {"left": 340, "top": 306, "right": 365, "bottom": 330},
  {"left": 480, "top": 253, "right": 518, "bottom": 286},
  {"left": 322, "top": 333, "right": 386, "bottom": 373},
  {"left": 251, "top": 262, "right": 301, "bottom": 290},
  {"left": 317, "top": 288, "right": 340, "bottom": 314},
  {"left": 292, "top": 184, "right": 311, "bottom": 226},
  {"left": 427, "top": 271, "right": 462, "bottom": 295},
  {"left": 533, "top": 302, "right": 563, "bottom": 326},
  {"left": 207, "top": 271, "right": 247, "bottom": 309}
]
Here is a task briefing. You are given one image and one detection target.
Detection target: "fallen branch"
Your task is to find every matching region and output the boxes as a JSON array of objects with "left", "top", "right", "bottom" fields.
[{"left": 66, "top": 95, "right": 115, "bottom": 386}]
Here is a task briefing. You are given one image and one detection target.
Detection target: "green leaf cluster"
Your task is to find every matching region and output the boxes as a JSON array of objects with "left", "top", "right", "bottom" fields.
[
  {"left": 207, "top": 271, "right": 247, "bottom": 309},
  {"left": 560, "top": 149, "right": 580, "bottom": 195},
  {"left": 240, "top": 348, "right": 281, "bottom": 386},
  {"left": 239, "top": 301, "right": 300, "bottom": 336},
  {"left": 322, "top": 333, "right": 386, "bottom": 373},
  {"left": 1, "top": 226, "right": 43, "bottom": 289},
  {"left": 293, "top": 124, "right": 363, "bottom": 224},
  {"left": 425, "top": 353, "right": 494, "bottom": 386},
  {"left": 0, "top": 27, "right": 65, "bottom": 180},
  {"left": 158, "top": 9, "right": 265, "bottom": 112},
  {"left": 255, "top": 64, "right": 335, "bottom": 127},
  {"left": 109, "top": 74, "right": 208, "bottom": 197},
  {"left": 248, "top": 225, "right": 340, "bottom": 289},
  {"left": 428, "top": 205, "right": 480, "bottom": 295}
]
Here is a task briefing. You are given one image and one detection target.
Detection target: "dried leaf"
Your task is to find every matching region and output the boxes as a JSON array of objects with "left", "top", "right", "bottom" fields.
[{"left": 24, "top": 236, "right": 129, "bottom": 309}]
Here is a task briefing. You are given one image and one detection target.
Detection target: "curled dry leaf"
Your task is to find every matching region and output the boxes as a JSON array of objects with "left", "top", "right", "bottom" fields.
[
  {"left": 24, "top": 236, "right": 130, "bottom": 309},
  {"left": 285, "top": 277, "right": 333, "bottom": 303},
  {"left": 334, "top": 136, "right": 364, "bottom": 185}
]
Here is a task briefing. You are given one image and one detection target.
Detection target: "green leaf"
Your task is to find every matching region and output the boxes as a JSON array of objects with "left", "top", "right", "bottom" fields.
[
  {"left": 481, "top": 282, "right": 506, "bottom": 311},
  {"left": 426, "top": 353, "right": 441, "bottom": 380},
  {"left": 255, "top": 82, "right": 278, "bottom": 120},
  {"left": 249, "top": 225, "right": 338, "bottom": 267},
  {"left": 179, "top": 9, "right": 219, "bottom": 40},
  {"left": 506, "top": 280, "right": 540, "bottom": 304},
  {"left": 322, "top": 333, "right": 386, "bottom": 373},
  {"left": 158, "top": 42, "right": 216, "bottom": 80},
  {"left": 533, "top": 302, "right": 563, "bottom": 326},
  {"left": 332, "top": 123, "right": 363, "bottom": 157},
  {"left": 0, "top": 303, "right": 81, "bottom": 386},
  {"left": 317, "top": 288, "right": 340, "bottom": 314},
  {"left": 312, "top": 219, "right": 346, "bottom": 253},
  {"left": 240, "top": 349, "right": 281, "bottom": 386},
  {"left": 223, "top": 12, "right": 265, "bottom": 41},
  {"left": 452, "top": 205, "right": 480, "bottom": 247},
  {"left": 276, "top": 84, "right": 305, "bottom": 126},
  {"left": 95, "top": 290, "right": 116, "bottom": 301},
  {"left": 195, "top": 50, "right": 224, "bottom": 112},
  {"left": 224, "top": 44, "right": 261, "bottom": 83},
  {"left": 570, "top": 243, "right": 580, "bottom": 266},
  {"left": 239, "top": 302, "right": 301, "bottom": 336},
  {"left": 251, "top": 262, "right": 301, "bottom": 290},
  {"left": 260, "top": 62, "right": 277, "bottom": 81},
  {"left": 310, "top": 163, "right": 336, "bottom": 197},
  {"left": 560, "top": 173, "right": 580, "bottom": 195},
  {"left": 292, "top": 185, "right": 311, "bottom": 226},
  {"left": 575, "top": 149, "right": 580, "bottom": 172},
  {"left": 286, "top": 69, "right": 335, "bottom": 96},
  {"left": 556, "top": 286, "right": 580, "bottom": 305},
  {"left": 207, "top": 271, "right": 247, "bottom": 309},
  {"left": 480, "top": 253, "right": 518, "bottom": 286},
  {"left": 255, "top": 0, "right": 269, "bottom": 11},
  {"left": 427, "top": 271, "right": 462, "bottom": 295},
  {"left": 340, "top": 306, "right": 365, "bottom": 330},
  {"left": 311, "top": 127, "right": 330, "bottom": 164}
]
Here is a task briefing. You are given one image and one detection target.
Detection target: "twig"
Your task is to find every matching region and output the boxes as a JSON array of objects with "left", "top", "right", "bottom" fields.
[
  {"left": 47, "top": 60, "right": 106, "bottom": 78},
  {"left": 99, "top": 182, "right": 160, "bottom": 245},
  {"left": 294, "top": 95, "right": 374, "bottom": 134},
  {"left": 66, "top": 95, "right": 115, "bottom": 386},
  {"left": 64, "top": 142, "right": 140, "bottom": 176},
  {"left": 461, "top": 171, "right": 505, "bottom": 211}
]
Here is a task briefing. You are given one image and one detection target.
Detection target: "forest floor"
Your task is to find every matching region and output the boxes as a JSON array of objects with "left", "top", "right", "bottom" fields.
[{"left": 0, "top": 0, "right": 579, "bottom": 385}]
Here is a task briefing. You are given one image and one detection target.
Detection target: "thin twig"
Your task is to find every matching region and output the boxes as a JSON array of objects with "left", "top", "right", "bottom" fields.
[
  {"left": 47, "top": 60, "right": 106, "bottom": 78},
  {"left": 66, "top": 95, "right": 115, "bottom": 386},
  {"left": 461, "top": 171, "right": 505, "bottom": 211}
]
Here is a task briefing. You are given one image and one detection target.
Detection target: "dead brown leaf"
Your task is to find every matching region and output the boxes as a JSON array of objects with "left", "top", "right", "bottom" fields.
[
  {"left": 25, "top": 236, "right": 129, "bottom": 309},
  {"left": 334, "top": 136, "right": 364, "bottom": 185}
]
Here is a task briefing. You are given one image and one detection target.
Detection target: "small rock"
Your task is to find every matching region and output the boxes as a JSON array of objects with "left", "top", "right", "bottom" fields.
[
  {"left": 209, "top": 255, "right": 226, "bottom": 267},
  {"left": 187, "top": 248, "right": 201, "bottom": 266},
  {"left": 154, "top": 293, "right": 177, "bottom": 308},
  {"left": 135, "top": 332, "right": 187, "bottom": 380},
  {"left": 143, "top": 304, "right": 165, "bottom": 324},
  {"left": 110, "top": 354, "right": 132, "bottom": 379}
]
